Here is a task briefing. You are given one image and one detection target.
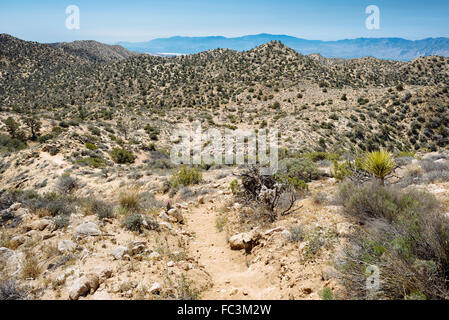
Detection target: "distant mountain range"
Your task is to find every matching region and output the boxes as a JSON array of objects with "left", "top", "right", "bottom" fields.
[{"left": 118, "top": 33, "right": 449, "bottom": 61}]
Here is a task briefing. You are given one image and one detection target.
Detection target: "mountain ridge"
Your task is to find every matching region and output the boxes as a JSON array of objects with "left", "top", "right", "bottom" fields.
[{"left": 117, "top": 33, "right": 449, "bottom": 61}]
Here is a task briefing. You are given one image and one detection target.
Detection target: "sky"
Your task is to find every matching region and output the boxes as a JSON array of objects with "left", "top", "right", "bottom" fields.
[{"left": 1, "top": 0, "right": 449, "bottom": 44}]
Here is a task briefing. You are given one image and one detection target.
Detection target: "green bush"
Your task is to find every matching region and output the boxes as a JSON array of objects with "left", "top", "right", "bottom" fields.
[
  {"left": 229, "top": 179, "right": 241, "bottom": 196},
  {"left": 75, "top": 156, "right": 106, "bottom": 168},
  {"left": 110, "top": 148, "right": 135, "bottom": 164},
  {"left": 337, "top": 181, "right": 449, "bottom": 300},
  {"left": 86, "top": 199, "right": 114, "bottom": 220},
  {"left": 170, "top": 166, "right": 202, "bottom": 188},
  {"left": 85, "top": 142, "right": 98, "bottom": 150},
  {"left": 0, "top": 134, "right": 27, "bottom": 152},
  {"left": 122, "top": 213, "right": 144, "bottom": 233},
  {"left": 277, "top": 157, "right": 319, "bottom": 183},
  {"left": 304, "top": 152, "right": 340, "bottom": 162}
]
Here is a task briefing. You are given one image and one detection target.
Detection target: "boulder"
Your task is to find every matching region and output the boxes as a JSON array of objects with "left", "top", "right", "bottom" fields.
[
  {"left": 68, "top": 273, "right": 99, "bottom": 300},
  {"left": 29, "top": 219, "right": 51, "bottom": 231},
  {"left": 229, "top": 230, "right": 261, "bottom": 253}
]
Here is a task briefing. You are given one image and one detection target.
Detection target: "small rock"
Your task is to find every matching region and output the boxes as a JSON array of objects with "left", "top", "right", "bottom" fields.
[
  {"left": 159, "top": 222, "right": 172, "bottom": 230},
  {"left": 264, "top": 226, "right": 285, "bottom": 236},
  {"left": 74, "top": 222, "right": 101, "bottom": 238},
  {"left": 197, "top": 195, "right": 205, "bottom": 204},
  {"left": 58, "top": 240, "right": 77, "bottom": 253},
  {"left": 111, "top": 246, "right": 128, "bottom": 260},
  {"left": 167, "top": 208, "right": 184, "bottom": 223},
  {"left": 159, "top": 211, "right": 170, "bottom": 221},
  {"left": 128, "top": 241, "right": 146, "bottom": 256},
  {"left": 233, "top": 203, "right": 241, "bottom": 210},
  {"left": 230, "top": 288, "right": 239, "bottom": 296},
  {"left": 11, "top": 236, "right": 25, "bottom": 247},
  {"left": 148, "top": 252, "right": 161, "bottom": 260},
  {"left": 149, "top": 282, "right": 162, "bottom": 294},
  {"left": 167, "top": 261, "right": 175, "bottom": 267},
  {"left": 321, "top": 266, "right": 339, "bottom": 281},
  {"left": 336, "top": 223, "right": 352, "bottom": 236},
  {"left": 9, "top": 203, "right": 22, "bottom": 211},
  {"left": 281, "top": 230, "right": 291, "bottom": 238}
]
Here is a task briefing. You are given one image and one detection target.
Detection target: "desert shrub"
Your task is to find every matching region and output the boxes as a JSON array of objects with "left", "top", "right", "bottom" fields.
[
  {"left": 53, "top": 214, "right": 70, "bottom": 229},
  {"left": 75, "top": 156, "right": 106, "bottom": 168},
  {"left": 119, "top": 191, "right": 140, "bottom": 211},
  {"left": 0, "top": 134, "right": 27, "bottom": 152},
  {"left": 331, "top": 160, "right": 352, "bottom": 182},
  {"left": 85, "top": 142, "right": 98, "bottom": 150},
  {"left": 362, "top": 150, "right": 396, "bottom": 184},
  {"left": 22, "top": 251, "right": 41, "bottom": 279},
  {"left": 423, "top": 170, "right": 449, "bottom": 183},
  {"left": 304, "top": 152, "right": 340, "bottom": 162},
  {"left": 86, "top": 199, "right": 114, "bottom": 220},
  {"left": 420, "top": 159, "right": 449, "bottom": 173},
  {"left": 337, "top": 182, "right": 449, "bottom": 299},
  {"left": 174, "top": 274, "right": 201, "bottom": 300},
  {"left": 0, "top": 280, "right": 27, "bottom": 300},
  {"left": 336, "top": 181, "right": 438, "bottom": 222},
  {"left": 320, "top": 287, "right": 334, "bottom": 300},
  {"left": 55, "top": 174, "right": 80, "bottom": 194},
  {"left": 397, "top": 165, "right": 423, "bottom": 187},
  {"left": 396, "top": 151, "right": 416, "bottom": 158},
  {"left": 31, "top": 193, "right": 75, "bottom": 217},
  {"left": 275, "top": 175, "right": 308, "bottom": 192},
  {"left": 110, "top": 148, "right": 135, "bottom": 164},
  {"left": 277, "top": 157, "right": 319, "bottom": 183},
  {"left": 0, "top": 190, "right": 74, "bottom": 217},
  {"left": 229, "top": 179, "right": 241, "bottom": 196},
  {"left": 170, "top": 166, "right": 202, "bottom": 188},
  {"left": 313, "top": 192, "right": 328, "bottom": 204},
  {"left": 138, "top": 192, "right": 164, "bottom": 212},
  {"left": 288, "top": 225, "right": 305, "bottom": 242},
  {"left": 122, "top": 213, "right": 144, "bottom": 233}
]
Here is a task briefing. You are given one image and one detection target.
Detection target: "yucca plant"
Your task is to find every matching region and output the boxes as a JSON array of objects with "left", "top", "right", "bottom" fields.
[{"left": 362, "top": 150, "right": 396, "bottom": 185}]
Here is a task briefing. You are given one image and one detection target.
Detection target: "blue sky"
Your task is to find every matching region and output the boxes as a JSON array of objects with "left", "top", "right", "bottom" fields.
[{"left": 1, "top": 0, "right": 448, "bottom": 43}]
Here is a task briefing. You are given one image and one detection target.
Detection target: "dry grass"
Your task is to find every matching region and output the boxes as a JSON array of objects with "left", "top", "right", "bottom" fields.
[{"left": 22, "top": 251, "right": 42, "bottom": 279}]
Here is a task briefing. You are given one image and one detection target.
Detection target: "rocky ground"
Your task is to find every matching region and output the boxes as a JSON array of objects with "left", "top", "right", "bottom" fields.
[{"left": 1, "top": 144, "right": 449, "bottom": 300}]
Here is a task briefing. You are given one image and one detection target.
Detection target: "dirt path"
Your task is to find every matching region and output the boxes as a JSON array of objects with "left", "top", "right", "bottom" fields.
[{"left": 185, "top": 202, "right": 281, "bottom": 300}]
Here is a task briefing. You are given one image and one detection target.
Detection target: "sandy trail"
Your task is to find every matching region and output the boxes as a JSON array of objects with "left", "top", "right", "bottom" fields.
[{"left": 185, "top": 202, "right": 281, "bottom": 300}]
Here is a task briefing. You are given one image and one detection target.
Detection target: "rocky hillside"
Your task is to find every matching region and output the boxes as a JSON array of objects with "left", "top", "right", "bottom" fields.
[
  {"left": 1, "top": 34, "right": 449, "bottom": 301},
  {"left": 50, "top": 40, "right": 138, "bottom": 63}
]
